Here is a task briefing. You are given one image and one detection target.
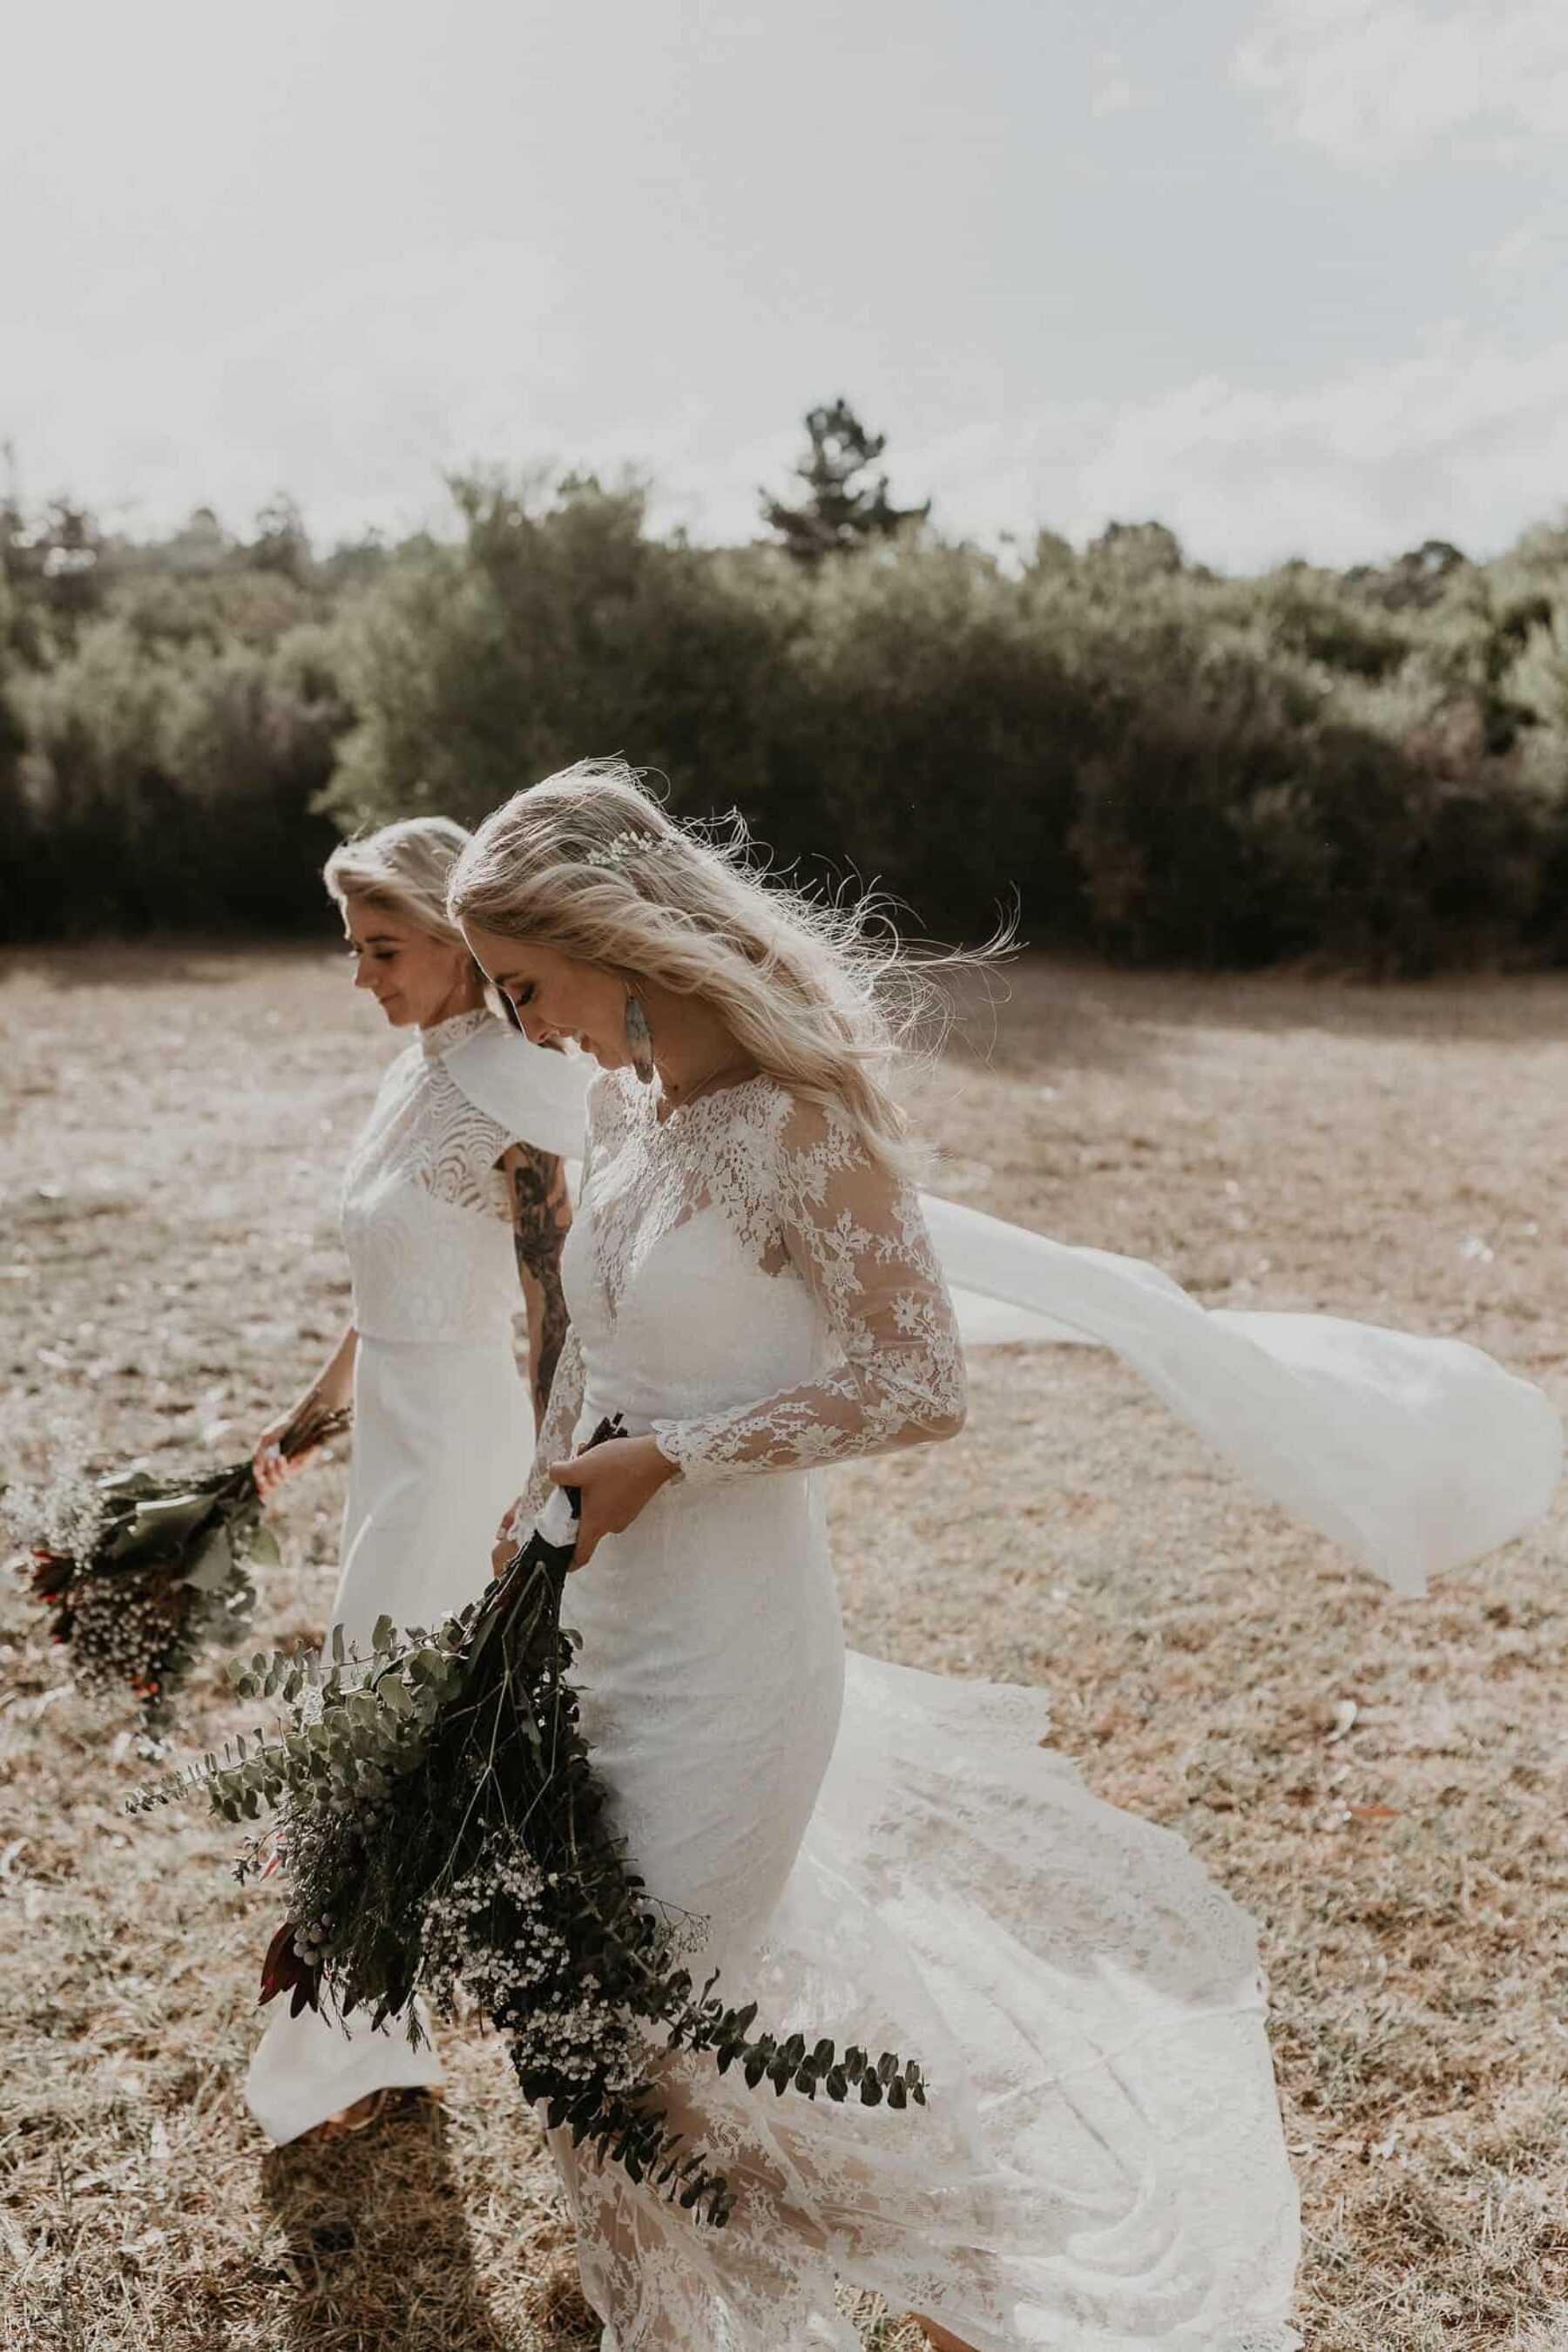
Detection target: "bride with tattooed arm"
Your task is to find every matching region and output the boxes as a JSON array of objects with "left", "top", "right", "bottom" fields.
[{"left": 244, "top": 816, "right": 591, "bottom": 2147}]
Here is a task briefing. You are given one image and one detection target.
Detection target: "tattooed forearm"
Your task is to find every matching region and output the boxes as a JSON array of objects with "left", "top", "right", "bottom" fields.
[
  {"left": 507, "top": 1145, "right": 571, "bottom": 1424},
  {"left": 529, "top": 1281, "right": 571, "bottom": 1426}
]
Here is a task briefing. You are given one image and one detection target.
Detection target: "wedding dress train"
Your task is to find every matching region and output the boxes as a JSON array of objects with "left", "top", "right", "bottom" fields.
[{"left": 511, "top": 1066, "right": 1561, "bottom": 2350}]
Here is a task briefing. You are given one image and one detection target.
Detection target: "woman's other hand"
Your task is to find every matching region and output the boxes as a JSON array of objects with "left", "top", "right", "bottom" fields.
[
  {"left": 253, "top": 1411, "right": 309, "bottom": 1501},
  {"left": 492, "top": 1501, "right": 525, "bottom": 1578},
  {"left": 254, "top": 1331, "right": 358, "bottom": 1504}
]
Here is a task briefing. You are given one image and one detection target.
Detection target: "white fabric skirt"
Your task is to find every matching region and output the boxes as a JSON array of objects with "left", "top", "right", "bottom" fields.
[
  {"left": 551, "top": 1442, "right": 1301, "bottom": 2351},
  {"left": 244, "top": 1333, "right": 533, "bottom": 2146}
]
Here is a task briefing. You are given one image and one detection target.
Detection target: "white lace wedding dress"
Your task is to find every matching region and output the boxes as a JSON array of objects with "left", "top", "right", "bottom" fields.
[
  {"left": 518, "top": 1064, "right": 1558, "bottom": 2350},
  {"left": 245, "top": 1008, "right": 590, "bottom": 2146}
]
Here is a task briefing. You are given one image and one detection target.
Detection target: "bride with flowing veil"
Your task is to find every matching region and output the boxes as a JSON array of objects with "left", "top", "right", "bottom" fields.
[
  {"left": 242, "top": 817, "right": 591, "bottom": 2146},
  {"left": 443, "top": 760, "right": 1557, "bottom": 2352}
]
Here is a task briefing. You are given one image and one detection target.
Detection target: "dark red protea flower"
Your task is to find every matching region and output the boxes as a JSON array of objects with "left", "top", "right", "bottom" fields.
[
  {"left": 258, "top": 1918, "right": 323, "bottom": 2018},
  {"left": 29, "top": 1547, "right": 73, "bottom": 1605}
]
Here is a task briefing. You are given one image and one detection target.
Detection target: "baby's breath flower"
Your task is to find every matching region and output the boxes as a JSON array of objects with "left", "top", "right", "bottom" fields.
[{"left": 582, "top": 830, "right": 667, "bottom": 875}]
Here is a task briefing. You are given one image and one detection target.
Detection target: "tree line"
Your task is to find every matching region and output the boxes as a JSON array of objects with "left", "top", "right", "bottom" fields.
[{"left": 4, "top": 405, "right": 1568, "bottom": 970}]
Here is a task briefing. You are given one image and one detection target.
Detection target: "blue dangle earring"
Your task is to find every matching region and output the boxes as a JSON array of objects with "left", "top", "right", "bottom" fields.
[{"left": 625, "top": 990, "right": 656, "bottom": 1085}]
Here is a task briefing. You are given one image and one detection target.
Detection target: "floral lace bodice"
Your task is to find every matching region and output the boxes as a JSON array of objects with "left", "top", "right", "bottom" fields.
[
  {"left": 524, "top": 1069, "right": 966, "bottom": 1506},
  {"left": 342, "top": 1010, "right": 588, "bottom": 1347},
  {"left": 522, "top": 1066, "right": 1303, "bottom": 2352}
]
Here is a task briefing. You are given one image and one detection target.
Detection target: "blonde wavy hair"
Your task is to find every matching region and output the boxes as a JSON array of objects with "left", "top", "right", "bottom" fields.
[
  {"left": 324, "top": 815, "right": 473, "bottom": 945},
  {"left": 448, "top": 760, "right": 1004, "bottom": 1179}
]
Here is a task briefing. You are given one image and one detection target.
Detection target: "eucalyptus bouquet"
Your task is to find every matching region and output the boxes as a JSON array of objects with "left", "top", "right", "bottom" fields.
[
  {"left": 11, "top": 1399, "right": 348, "bottom": 1726},
  {"left": 131, "top": 1419, "right": 924, "bottom": 2225}
]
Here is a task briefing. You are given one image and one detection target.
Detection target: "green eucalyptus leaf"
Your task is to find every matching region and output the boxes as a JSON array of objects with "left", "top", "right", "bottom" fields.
[
  {"left": 247, "top": 1522, "right": 282, "bottom": 1569},
  {"left": 183, "top": 1525, "right": 233, "bottom": 1593},
  {"left": 106, "top": 1491, "right": 214, "bottom": 1561},
  {"left": 98, "top": 1469, "right": 162, "bottom": 1499}
]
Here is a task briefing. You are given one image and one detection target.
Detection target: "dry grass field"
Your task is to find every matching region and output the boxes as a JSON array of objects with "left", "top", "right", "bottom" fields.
[{"left": 2, "top": 943, "right": 1565, "bottom": 2352}]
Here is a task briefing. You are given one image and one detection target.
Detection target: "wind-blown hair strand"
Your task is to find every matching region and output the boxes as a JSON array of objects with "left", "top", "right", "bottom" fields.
[{"left": 448, "top": 760, "right": 1007, "bottom": 1180}]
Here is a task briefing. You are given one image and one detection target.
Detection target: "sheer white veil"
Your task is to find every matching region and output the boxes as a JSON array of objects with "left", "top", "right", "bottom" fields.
[{"left": 928, "top": 1192, "right": 1560, "bottom": 1599}]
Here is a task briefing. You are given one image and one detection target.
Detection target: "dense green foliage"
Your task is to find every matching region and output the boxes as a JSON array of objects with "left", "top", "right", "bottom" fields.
[
  {"left": 132, "top": 1471, "right": 925, "bottom": 2227},
  {"left": 7, "top": 457, "right": 1568, "bottom": 968}
]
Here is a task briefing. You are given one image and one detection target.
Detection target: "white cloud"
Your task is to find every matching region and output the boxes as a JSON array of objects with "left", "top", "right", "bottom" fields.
[
  {"left": 6, "top": 239, "right": 587, "bottom": 544},
  {"left": 892, "top": 336, "right": 1568, "bottom": 571},
  {"left": 11, "top": 224, "right": 1568, "bottom": 577},
  {"left": 3, "top": 237, "right": 818, "bottom": 556},
  {"left": 1489, "top": 221, "right": 1543, "bottom": 277},
  {"left": 1233, "top": 0, "right": 1568, "bottom": 163},
  {"left": 1092, "top": 47, "right": 1150, "bottom": 117}
]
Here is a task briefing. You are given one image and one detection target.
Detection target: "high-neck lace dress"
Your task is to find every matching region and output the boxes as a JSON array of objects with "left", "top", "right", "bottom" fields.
[
  {"left": 245, "top": 1008, "right": 590, "bottom": 2146},
  {"left": 516, "top": 1064, "right": 1557, "bottom": 2352}
]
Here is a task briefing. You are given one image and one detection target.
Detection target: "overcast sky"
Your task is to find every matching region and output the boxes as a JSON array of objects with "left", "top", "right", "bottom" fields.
[{"left": 4, "top": 0, "right": 1565, "bottom": 571}]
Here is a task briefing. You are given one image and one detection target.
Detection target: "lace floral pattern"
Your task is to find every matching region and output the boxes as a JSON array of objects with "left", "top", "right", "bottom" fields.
[
  {"left": 341, "top": 1013, "right": 521, "bottom": 1345},
  {"left": 510, "top": 1328, "right": 585, "bottom": 1538},
  {"left": 573, "top": 1074, "right": 967, "bottom": 1485},
  {"left": 542, "top": 1649, "right": 1303, "bottom": 2352}
]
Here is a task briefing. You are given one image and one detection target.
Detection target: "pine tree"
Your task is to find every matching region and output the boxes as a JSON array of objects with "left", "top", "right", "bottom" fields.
[{"left": 760, "top": 399, "right": 929, "bottom": 565}]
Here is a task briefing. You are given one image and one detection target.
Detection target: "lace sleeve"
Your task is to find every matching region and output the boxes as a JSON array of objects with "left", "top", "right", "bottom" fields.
[
  {"left": 651, "top": 1095, "right": 966, "bottom": 1485},
  {"left": 503, "top": 1326, "right": 586, "bottom": 1541}
]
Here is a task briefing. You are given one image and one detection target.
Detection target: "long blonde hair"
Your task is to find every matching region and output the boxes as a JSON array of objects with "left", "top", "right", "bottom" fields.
[
  {"left": 448, "top": 760, "right": 1001, "bottom": 1179},
  {"left": 324, "top": 816, "right": 473, "bottom": 945}
]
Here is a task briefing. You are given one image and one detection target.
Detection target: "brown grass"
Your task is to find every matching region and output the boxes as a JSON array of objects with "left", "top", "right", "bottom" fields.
[{"left": 2, "top": 943, "right": 1565, "bottom": 2351}]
